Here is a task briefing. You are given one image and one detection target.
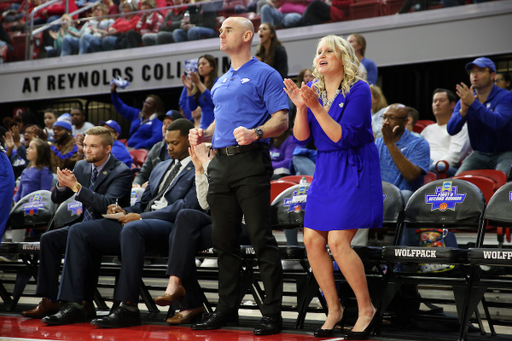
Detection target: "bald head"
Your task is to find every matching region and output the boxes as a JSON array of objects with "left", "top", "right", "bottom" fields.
[
  {"left": 219, "top": 17, "right": 254, "bottom": 60},
  {"left": 386, "top": 104, "right": 407, "bottom": 117}
]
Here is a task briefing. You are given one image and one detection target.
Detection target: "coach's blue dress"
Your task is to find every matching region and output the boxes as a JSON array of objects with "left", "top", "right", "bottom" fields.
[{"left": 294, "top": 80, "right": 383, "bottom": 231}]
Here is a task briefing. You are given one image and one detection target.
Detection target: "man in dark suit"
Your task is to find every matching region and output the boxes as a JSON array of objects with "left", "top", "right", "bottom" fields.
[
  {"left": 41, "top": 119, "right": 200, "bottom": 327},
  {"left": 21, "top": 126, "right": 133, "bottom": 319}
]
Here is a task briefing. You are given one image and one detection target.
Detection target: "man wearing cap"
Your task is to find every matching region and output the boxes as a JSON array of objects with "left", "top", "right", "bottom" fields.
[
  {"left": 133, "top": 110, "right": 183, "bottom": 188},
  {"left": 448, "top": 57, "right": 512, "bottom": 176},
  {"left": 99, "top": 120, "right": 132, "bottom": 168},
  {"left": 50, "top": 113, "right": 80, "bottom": 173},
  {"left": 21, "top": 126, "right": 133, "bottom": 320}
]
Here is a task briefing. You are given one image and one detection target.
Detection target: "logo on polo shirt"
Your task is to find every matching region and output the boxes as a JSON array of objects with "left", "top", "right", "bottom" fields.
[
  {"left": 241, "top": 78, "right": 250, "bottom": 84},
  {"left": 425, "top": 181, "right": 466, "bottom": 212}
]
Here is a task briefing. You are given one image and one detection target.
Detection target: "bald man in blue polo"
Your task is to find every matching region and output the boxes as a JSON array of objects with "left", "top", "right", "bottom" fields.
[{"left": 189, "top": 16, "right": 288, "bottom": 336}]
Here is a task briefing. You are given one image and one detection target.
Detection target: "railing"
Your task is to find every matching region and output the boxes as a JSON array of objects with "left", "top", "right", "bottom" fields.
[{"left": 25, "top": 0, "right": 60, "bottom": 60}]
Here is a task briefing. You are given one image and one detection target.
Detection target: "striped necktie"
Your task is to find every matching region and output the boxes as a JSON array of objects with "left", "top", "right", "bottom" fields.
[{"left": 83, "top": 168, "right": 98, "bottom": 221}]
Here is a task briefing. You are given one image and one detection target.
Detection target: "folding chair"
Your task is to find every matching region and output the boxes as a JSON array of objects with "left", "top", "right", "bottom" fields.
[
  {"left": 380, "top": 179, "right": 486, "bottom": 340},
  {"left": 461, "top": 182, "right": 512, "bottom": 340}
]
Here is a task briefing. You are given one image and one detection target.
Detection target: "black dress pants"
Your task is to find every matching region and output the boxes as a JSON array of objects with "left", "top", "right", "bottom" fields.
[{"left": 207, "top": 147, "right": 283, "bottom": 316}]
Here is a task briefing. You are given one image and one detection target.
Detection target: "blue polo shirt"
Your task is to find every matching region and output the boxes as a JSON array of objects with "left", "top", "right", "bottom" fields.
[
  {"left": 375, "top": 129, "right": 430, "bottom": 192},
  {"left": 211, "top": 57, "right": 289, "bottom": 149},
  {"left": 447, "top": 85, "right": 512, "bottom": 153}
]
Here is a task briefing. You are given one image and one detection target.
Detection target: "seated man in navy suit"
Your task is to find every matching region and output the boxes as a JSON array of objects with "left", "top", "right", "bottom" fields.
[
  {"left": 22, "top": 126, "right": 133, "bottom": 319},
  {"left": 41, "top": 119, "right": 200, "bottom": 328}
]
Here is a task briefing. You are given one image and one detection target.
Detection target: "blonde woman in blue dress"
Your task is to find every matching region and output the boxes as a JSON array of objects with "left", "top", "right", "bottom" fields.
[{"left": 284, "top": 35, "right": 383, "bottom": 339}]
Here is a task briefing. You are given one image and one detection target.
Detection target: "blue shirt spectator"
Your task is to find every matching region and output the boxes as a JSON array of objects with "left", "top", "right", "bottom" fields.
[
  {"left": 13, "top": 167, "right": 53, "bottom": 202},
  {"left": 110, "top": 87, "right": 163, "bottom": 150},
  {"left": 99, "top": 120, "right": 133, "bottom": 168}
]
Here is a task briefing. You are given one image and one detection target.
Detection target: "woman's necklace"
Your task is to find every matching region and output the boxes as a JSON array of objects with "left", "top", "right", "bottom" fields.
[{"left": 321, "top": 89, "right": 340, "bottom": 108}]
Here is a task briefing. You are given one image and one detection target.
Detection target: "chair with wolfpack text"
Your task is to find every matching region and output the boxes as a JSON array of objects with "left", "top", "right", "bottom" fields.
[
  {"left": 380, "top": 179, "right": 487, "bottom": 340},
  {"left": 461, "top": 182, "right": 512, "bottom": 340}
]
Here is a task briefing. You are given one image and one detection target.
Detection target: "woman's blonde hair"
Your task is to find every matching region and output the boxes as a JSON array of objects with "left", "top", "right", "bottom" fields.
[
  {"left": 370, "top": 84, "right": 387, "bottom": 113},
  {"left": 311, "top": 35, "right": 361, "bottom": 98}
]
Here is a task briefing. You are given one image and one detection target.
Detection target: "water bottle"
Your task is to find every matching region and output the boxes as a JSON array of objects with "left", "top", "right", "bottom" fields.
[
  {"left": 183, "top": 10, "right": 190, "bottom": 25},
  {"left": 299, "top": 177, "right": 307, "bottom": 184}
]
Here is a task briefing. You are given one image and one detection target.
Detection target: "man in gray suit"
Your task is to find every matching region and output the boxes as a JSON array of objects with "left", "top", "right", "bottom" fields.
[
  {"left": 21, "top": 126, "right": 133, "bottom": 319},
  {"left": 42, "top": 119, "right": 200, "bottom": 328}
]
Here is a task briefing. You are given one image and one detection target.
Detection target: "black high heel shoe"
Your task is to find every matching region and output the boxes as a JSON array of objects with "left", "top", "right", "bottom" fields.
[
  {"left": 314, "top": 315, "right": 346, "bottom": 338},
  {"left": 343, "top": 313, "right": 379, "bottom": 340}
]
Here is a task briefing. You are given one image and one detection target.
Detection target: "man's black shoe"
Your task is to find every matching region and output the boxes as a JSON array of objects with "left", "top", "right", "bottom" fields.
[
  {"left": 191, "top": 311, "right": 239, "bottom": 330},
  {"left": 253, "top": 315, "right": 282, "bottom": 335},
  {"left": 41, "top": 302, "right": 88, "bottom": 326},
  {"left": 90, "top": 305, "right": 141, "bottom": 328}
]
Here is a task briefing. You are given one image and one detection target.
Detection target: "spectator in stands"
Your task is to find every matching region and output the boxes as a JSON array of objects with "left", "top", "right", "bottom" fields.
[
  {"left": 375, "top": 104, "right": 430, "bottom": 200},
  {"left": 370, "top": 84, "right": 387, "bottom": 139},
  {"left": 4, "top": 122, "right": 46, "bottom": 179},
  {"left": 88, "top": 1, "right": 140, "bottom": 52},
  {"left": 152, "top": 143, "right": 251, "bottom": 325},
  {"left": 110, "top": 83, "right": 164, "bottom": 150},
  {"left": 102, "top": 0, "right": 119, "bottom": 16},
  {"left": 0, "top": 145, "right": 15, "bottom": 243},
  {"left": 142, "top": 0, "right": 186, "bottom": 46},
  {"left": 41, "top": 120, "right": 199, "bottom": 328},
  {"left": 404, "top": 106, "right": 422, "bottom": 138},
  {"left": 44, "top": 109, "right": 57, "bottom": 142},
  {"left": 495, "top": 72, "right": 511, "bottom": 91},
  {"left": 179, "top": 54, "right": 218, "bottom": 130},
  {"left": 421, "top": 89, "right": 471, "bottom": 177},
  {"left": 61, "top": 4, "right": 115, "bottom": 56},
  {"left": 256, "top": 23, "right": 288, "bottom": 79},
  {"left": 260, "top": 0, "right": 305, "bottom": 29},
  {"left": 98, "top": 120, "right": 132, "bottom": 168},
  {"left": 39, "top": 0, "right": 78, "bottom": 28},
  {"left": 21, "top": 127, "right": 132, "bottom": 320},
  {"left": 448, "top": 57, "right": 512, "bottom": 176},
  {"left": 397, "top": 0, "right": 426, "bottom": 14},
  {"left": 13, "top": 138, "right": 53, "bottom": 203},
  {"left": 347, "top": 33, "right": 378, "bottom": 85},
  {"left": 172, "top": 0, "right": 220, "bottom": 42},
  {"left": 124, "top": 0, "right": 164, "bottom": 49},
  {"left": 50, "top": 113, "right": 81, "bottom": 173},
  {"left": 302, "top": 0, "right": 351, "bottom": 26},
  {"left": 3, "top": 0, "right": 41, "bottom": 24},
  {"left": 132, "top": 110, "right": 181, "bottom": 188},
  {"left": 296, "top": 68, "right": 315, "bottom": 87},
  {"left": 71, "top": 108, "right": 94, "bottom": 136},
  {"left": 0, "top": 21, "right": 13, "bottom": 54},
  {"left": 270, "top": 125, "right": 297, "bottom": 180},
  {"left": 284, "top": 34, "right": 382, "bottom": 339},
  {"left": 46, "top": 14, "right": 80, "bottom": 58}
]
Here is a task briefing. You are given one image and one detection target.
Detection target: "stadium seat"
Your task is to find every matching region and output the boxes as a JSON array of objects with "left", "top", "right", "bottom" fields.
[
  {"left": 452, "top": 174, "right": 495, "bottom": 204},
  {"left": 129, "top": 149, "right": 148, "bottom": 168},
  {"left": 118, "top": 138, "right": 128, "bottom": 146},
  {"left": 278, "top": 175, "right": 313, "bottom": 184},
  {"left": 49, "top": 194, "right": 83, "bottom": 230},
  {"left": 270, "top": 180, "right": 297, "bottom": 203},
  {"left": 457, "top": 169, "right": 507, "bottom": 191},
  {"left": 349, "top": 0, "right": 382, "bottom": 21},
  {"left": 380, "top": 179, "right": 486, "bottom": 340},
  {"left": 424, "top": 171, "right": 437, "bottom": 184},
  {"left": 413, "top": 119, "right": 435, "bottom": 134},
  {"left": 381, "top": 0, "right": 405, "bottom": 15},
  {"left": 8, "top": 190, "right": 57, "bottom": 231}
]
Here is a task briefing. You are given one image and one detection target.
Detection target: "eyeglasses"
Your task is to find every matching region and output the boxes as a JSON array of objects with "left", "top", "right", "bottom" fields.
[
  {"left": 382, "top": 115, "right": 408, "bottom": 121},
  {"left": 468, "top": 69, "right": 490, "bottom": 75},
  {"left": 494, "top": 79, "right": 504, "bottom": 83}
]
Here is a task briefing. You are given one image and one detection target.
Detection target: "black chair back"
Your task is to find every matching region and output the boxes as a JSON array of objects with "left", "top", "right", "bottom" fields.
[
  {"left": 8, "top": 191, "right": 56, "bottom": 229},
  {"left": 52, "top": 194, "right": 83, "bottom": 229}
]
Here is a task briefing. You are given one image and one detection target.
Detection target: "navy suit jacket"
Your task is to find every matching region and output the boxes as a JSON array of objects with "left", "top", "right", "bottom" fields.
[
  {"left": 51, "top": 155, "right": 133, "bottom": 220},
  {"left": 125, "top": 158, "right": 199, "bottom": 223}
]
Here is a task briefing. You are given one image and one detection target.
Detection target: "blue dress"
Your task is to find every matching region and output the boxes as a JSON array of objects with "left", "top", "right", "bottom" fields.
[{"left": 293, "top": 80, "right": 383, "bottom": 231}]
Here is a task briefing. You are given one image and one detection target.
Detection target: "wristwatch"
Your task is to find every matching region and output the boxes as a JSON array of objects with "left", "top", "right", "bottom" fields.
[
  {"left": 254, "top": 127, "right": 263, "bottom": 141},
  {"left": 72, "top": 183, "right": 82, "bottom": 193}
]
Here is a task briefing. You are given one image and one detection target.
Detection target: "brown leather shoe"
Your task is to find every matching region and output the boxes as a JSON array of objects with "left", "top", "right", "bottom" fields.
[
  {"left": 166, "top": 307, "right": 204, "bottom": 324},
  {"left": 21, "top": 298, "right": 61, "bottom": 319},
  {"left": 154, "top": 285, "right": 186, "bottom": 306}
]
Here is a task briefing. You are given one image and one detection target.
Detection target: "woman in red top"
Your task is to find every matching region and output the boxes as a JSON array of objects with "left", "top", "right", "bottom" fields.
[
  {"left": 124, "top": 0, "right": 164, "bottom": 49},
  {"left": 88, "top": 1, "right": 140, "bottom": 52}
]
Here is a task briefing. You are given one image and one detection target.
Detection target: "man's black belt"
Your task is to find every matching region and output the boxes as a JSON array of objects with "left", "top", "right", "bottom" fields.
[{"left": 216, "top": 143, "right": 267, "bottom": 156}]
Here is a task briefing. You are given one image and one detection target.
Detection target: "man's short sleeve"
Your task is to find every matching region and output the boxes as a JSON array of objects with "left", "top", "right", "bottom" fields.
[{"left": 262, "top": 69, "right": 289, "bottom": 115}]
